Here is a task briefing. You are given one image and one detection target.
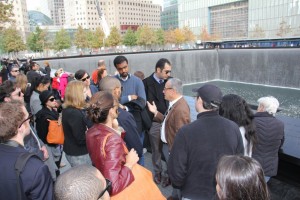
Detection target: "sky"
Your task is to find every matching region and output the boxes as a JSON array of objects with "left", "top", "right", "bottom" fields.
[
  {"left": 26, "top": 0, "right": 51, "bottom": 17},
  {"left": 152, "top": 0, "right": 163, "bottom": 6}
]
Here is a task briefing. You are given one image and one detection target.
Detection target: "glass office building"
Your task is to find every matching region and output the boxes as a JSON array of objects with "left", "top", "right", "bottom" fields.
[
  {"left": 161, "top": 0, "right": 179, "bottom": 30},
  {"left": 178, "top": 0, "right": 300, "bottom": 40}
]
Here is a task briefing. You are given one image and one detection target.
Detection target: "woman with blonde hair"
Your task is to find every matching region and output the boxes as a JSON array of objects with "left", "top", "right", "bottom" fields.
[
  {"left": 15, "top": 74, "right": 31, "bottom": 111},
  {"left": 62, "top": 80, "right": 92, "bottom": 167}
]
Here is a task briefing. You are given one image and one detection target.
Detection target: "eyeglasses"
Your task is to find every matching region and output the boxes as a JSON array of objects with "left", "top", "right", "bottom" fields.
[
  {"left": 48, "top": 97, "right": 56, "bottom": 102},
  {"left": 19, "top": 114, "right": 33, "bottom": 128},
  {"left": 98, "top": 178, "right": 112, "bottom": 198},
  {"left": 11, "top": 70, "right": 20, "bottom": 72},
  {"left": 81, "top": 75, "right": 90, "bottom": 82},
  {"left": 164, "top": 70, "right": 171, "bottom": 74},
  {"left": 163, "top": 87, "right": 173, "bottom": 91}
]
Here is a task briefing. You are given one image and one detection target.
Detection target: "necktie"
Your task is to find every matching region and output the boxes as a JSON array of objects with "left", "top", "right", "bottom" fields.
[
  {"left": 163, "top": 106, "right": 172, "bottom": 120},
  {"left": 159, "top": 79, "right": 163, "bottom": 84}
]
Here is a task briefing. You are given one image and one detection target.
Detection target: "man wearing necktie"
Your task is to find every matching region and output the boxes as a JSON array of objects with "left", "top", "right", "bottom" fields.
[
  {"left": 147, "top": 78, "right": 191, "bottom": 200},
  {"left": 143, "top": 58, "right": 172, "bottom": 186}
]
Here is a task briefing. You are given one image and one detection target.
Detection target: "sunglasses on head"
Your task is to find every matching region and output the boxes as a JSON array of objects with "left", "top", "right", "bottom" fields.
[{"left": 81, "top": 75, "right": 90, "bottom": 82}]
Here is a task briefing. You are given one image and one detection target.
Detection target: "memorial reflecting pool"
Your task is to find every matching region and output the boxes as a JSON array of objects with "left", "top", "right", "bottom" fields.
[{"left": 183, "top": 80, "right": 300, "bottom": 119}]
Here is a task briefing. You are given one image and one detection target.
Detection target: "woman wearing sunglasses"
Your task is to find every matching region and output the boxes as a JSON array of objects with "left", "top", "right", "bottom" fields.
[
  {"left": 36, "top": 90, "right": 63, "bottom": 177},
  {"left": 75, "top": 69, "right": 98, "bottom": 101}
]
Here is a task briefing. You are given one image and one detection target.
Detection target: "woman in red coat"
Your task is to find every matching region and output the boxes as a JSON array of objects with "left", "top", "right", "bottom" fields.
[{"left": 86, "top": 91, "right": 139, "bottom": 196}]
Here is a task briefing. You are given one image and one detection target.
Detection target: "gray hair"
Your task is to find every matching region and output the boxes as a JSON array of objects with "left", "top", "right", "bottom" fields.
[
  {"left": 54, "top": 165, "right": 104, "bottom": 200},
  {"left": 99, "top": 76, "right": 121, "bottom": 91},
  {"left": 257, "top": 96, "right": 279, "bottom": 116},
  {"left": 168, "top": 78, "right": 183, "bottom": 95}
]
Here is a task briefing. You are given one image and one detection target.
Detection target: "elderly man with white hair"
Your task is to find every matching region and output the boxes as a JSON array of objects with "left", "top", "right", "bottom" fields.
[{"left": 252, "top": 96, "right": 285, "bottom": 182}]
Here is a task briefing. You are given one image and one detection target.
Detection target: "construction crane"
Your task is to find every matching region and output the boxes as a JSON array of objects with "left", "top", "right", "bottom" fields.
[{"left": 95, "top": 0, "right": 110, "bottom": 38}]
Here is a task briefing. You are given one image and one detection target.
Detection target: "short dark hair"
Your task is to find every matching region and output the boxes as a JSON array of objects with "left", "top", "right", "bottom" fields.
[
  {"left": 202, "top": 100, "right": 218, "bottom": 111},
  {"left": 0, "top": 80, "right": 16, "bottom": 102},
  {"left": 74, "top": 69, "right": 87, "bottom": 80},
  {"left": 29, "top": 61, "right": 37, "bottom": 70},
  {"left": 113, "top": 55, "right": 128, "bottom": 68},
  {"left": 54, "top": 165, "right": 104, "bottom": 200},
  {"left": 216, "top": 155, "right": 269, "bottom": 200},
  {"left": 155, "top": 58, "right": 171, "bottom": 71},
  {"left": 0, "top": 101, "right": 25, "bottom": 142},
  {"left": 32, "top": 76, "right": 51, "bottom": 90}
]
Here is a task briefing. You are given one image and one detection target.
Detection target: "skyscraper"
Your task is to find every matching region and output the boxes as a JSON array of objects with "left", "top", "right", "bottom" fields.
[
  {"left": 63, "top": 0, "right": 161, "bottom": 33},
  {"left": 161, "top": 0, "right": 178, "bottom": 30},
  {"left": 178, "top": 0, "right": 300, "bottom": 40},
  {"left": 4, "top": 0, "right": 30, "bottom": 40},
  {"left": 48, "top": 0, "right": 65, "bottom": 26}
]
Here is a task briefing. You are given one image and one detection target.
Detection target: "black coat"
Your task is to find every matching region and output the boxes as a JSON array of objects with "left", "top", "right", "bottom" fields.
[
  {"left": 252, "top": 112, "right": 285, "bottom": 177},
  {"left": 168, "top": 111, "right": 244, "bottom": 199},
  {"left": 143, "top": 73, "right": 169, "bottom": 120},
  {"left": 124, "top": 97, "right": 152, "bottom": 132},
  {"left": 35, "top": 107, "right": 59, "bottom": 145},
  {"left": 0, "top": 144, "right": 53, "bottom": 200},
  {"left": 118, "top": 108, "right": 143, "bottom": 157},
  {"left": 62, "top": 107, "right": 89, "bottom": 156}
]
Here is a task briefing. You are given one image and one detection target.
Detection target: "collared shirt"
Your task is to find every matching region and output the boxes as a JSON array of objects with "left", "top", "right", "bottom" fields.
[
  {"left": 161, "top": 96, "right": 183, "bottom": 143},
  {"left": 153, "top": 73, "right": 164, "bottom": 84},
  {"left": 118, "top": 73, "right": 129, "bottom": 81}
]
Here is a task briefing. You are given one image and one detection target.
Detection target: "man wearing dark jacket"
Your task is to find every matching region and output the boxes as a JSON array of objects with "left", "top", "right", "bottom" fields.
[
  {"left": 252, "top": 96, "right": 284, "bottom": 182},
  {"left": 143, "top": 58, "right": 172, "bottom": 185},
  {"left": 0, "top": 101, "right": 53, "bottom": 200},
  {"left": 168, "top": 84, "right": 244, "bottom": 200}
]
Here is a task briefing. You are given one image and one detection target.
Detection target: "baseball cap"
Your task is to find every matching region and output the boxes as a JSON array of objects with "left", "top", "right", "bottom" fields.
[{"left": 192, "top": 84, "right": 223, "bottom": 108}]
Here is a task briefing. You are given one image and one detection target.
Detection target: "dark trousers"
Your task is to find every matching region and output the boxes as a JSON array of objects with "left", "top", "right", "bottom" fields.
[
  {"left": 149, "top": 122, "right": 163, "bottom": 174},
  {"left": 163, "top": 143, "right": 182, "bottom": 199}
]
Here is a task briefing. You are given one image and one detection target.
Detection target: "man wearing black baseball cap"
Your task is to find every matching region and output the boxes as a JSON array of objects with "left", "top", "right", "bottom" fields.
[{"left": 168, "top": 84, "right": 244, "bottom": 200}]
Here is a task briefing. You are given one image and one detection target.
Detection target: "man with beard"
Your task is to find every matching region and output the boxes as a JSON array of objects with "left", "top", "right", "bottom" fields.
[
  {"left": 113, "top": 55, "right": 146, "bottom": 105},
  {"left": 114, "top": 56, "right": 147, "bottom": 165}
]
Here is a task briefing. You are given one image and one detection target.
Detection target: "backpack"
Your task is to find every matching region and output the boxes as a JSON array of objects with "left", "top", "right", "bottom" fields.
[{"left": 15, "top": 152, "right": 41, "bottom": 200}]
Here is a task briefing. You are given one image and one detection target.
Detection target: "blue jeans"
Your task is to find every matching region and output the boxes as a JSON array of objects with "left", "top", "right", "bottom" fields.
[
  {"left": 138, "top": 131, "right": 145, "bottom": 166},
  {"left": 65, "top": 153, "right": 92, "bottom": 167}
]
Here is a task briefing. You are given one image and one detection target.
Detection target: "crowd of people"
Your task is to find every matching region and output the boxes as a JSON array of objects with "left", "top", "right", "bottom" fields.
[{"left": 0, "top": 55, "right": 285, "bottom": 200}]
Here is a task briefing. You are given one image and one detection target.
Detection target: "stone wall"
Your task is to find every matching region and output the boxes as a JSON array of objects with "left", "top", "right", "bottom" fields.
[{"left": 39, "top": 48, "right": 300, "bottom": 88}]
